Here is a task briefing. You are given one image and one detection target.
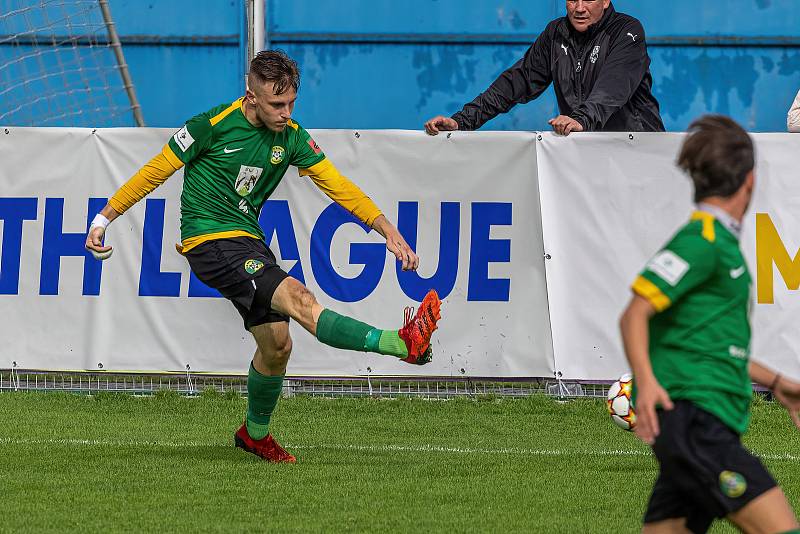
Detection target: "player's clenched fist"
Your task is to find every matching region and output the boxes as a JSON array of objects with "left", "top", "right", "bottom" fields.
[
  {"left": 85, "top": 212, "right": 115, "bottom": 260},
  {"left": 424, "top": 116, "right": 459, "bottom": 136}
]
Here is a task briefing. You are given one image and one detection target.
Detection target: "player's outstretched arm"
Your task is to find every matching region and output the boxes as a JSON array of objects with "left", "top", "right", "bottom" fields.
[
  {"left": 620, "top": 295, "right": 674, "bottom": 445},
  {"left": 371, "top": 215, "right": 418, "bottom": 272},
  {"left": 750, "top": 361, "right": 800, "bottom": 429},
  {"left": 85, "top": 147, "right": 183, "bottom": 261},
  {"left": 299, "top": 159, "right": 419, "bottom": 271}
]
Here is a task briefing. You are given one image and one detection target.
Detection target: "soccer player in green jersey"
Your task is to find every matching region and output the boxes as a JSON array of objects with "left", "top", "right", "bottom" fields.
[
  {"left": 85, "top": 50, "right": 442, "bottom": 463},
  {"left": 620, "top": 116, "right": 800, "bottom": 534}
]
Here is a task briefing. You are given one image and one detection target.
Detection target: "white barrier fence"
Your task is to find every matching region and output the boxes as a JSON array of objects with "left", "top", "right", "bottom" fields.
[{"left": 1, "top": 129, "right": 798, "bottom": 380}]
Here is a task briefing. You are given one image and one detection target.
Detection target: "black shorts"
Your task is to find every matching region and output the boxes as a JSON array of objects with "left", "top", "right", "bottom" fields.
[
  {"left": 185, "top": 237, "right": 290, "bottom": 329},
  {"left": 644, "top": 401, "right": 776, "bottom": 533}
]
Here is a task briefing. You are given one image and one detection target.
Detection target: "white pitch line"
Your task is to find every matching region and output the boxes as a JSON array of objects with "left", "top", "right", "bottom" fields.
[
  {"left": 0, "top": 437, "right": 212, "bottom": 448},
  {"left": 0, "top": 437, "right": 796, "bottom": 462},
  {"left": 287, "top": 443, "right": 652, "bottom": 457}
]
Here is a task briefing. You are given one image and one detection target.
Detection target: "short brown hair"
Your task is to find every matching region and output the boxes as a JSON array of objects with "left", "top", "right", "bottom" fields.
[
  {"left": 677, "top": 115, "right": 754, "bottom": 202},
  {"left": 248, "top": 50, "right": 300, "bottom": 95}
]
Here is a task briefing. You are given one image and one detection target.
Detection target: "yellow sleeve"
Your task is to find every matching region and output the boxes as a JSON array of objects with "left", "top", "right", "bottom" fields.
[
  {"left": 299, "top": 159, "right": 383, "bottom": 227},
  {"left": 108, "top": 144, "right": 184, "bottom": 214},
  {"left": 631, "top": 275, "right": 672, "bottom": 312}
]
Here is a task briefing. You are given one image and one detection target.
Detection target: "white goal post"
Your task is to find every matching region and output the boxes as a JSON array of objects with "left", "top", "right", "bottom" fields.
[{"left": 246, "top": 0, "right": 265, "bottom": 62}]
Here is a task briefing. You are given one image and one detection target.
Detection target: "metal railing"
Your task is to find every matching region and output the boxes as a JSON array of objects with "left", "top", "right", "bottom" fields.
[{"left": 0, "top": 369, "right": 612, "bottom": 399}]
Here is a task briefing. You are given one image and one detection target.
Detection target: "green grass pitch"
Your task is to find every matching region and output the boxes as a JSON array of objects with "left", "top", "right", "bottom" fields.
[{"left": 0, "top": 391, "right": 797, "bottom": 533}]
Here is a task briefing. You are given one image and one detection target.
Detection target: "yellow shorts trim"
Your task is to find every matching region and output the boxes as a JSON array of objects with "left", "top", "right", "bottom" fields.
[{"left": 177, "top": 230, "right": 261, "bottom": 254}]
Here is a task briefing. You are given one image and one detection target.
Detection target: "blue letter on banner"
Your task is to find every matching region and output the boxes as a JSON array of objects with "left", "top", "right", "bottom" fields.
[
  {"left": 40, "top": 197, "right": 107, "bottom": 296},
  {"left": 260, "top": 200, "right": 304, "bottom": 284},
  {"left": 468, "top": 202, "right": 511, "bottom": 302},
  {"left": 139, "top": 199, "right": 181, "bottom": 297},
  {"left": 187, "top": 270, "right": 221, "bottom": 298},
  {"left": 311, "top": 202, "right": 384, "bottom": 302},
  {"left": 396, "top": 201, "right": 460, "bottom": 301},
  {"left": 0, "top": 198, "right": 38, "bottom": 295}
]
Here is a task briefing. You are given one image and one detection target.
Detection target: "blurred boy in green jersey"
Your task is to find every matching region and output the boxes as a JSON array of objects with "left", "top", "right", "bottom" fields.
[
  {"left": 86, "top": 51, "right": 441, "bottom": 463},
  {"left": 620, "top": 115, "right": 800, "bottom": 533}
]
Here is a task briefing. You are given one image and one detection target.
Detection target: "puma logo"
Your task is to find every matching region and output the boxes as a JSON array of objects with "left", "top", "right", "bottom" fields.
[
  {"left": 561, "top": 44, "right": 569, "bottom": 55},
  {"left": 627, "top": 32, "right": 638, "bottom": 42}
]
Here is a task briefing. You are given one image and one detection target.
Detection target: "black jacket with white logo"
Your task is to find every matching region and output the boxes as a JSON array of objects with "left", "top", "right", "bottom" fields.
[{"left": 451, "top": 4, "right": 665, "bottom": 132}]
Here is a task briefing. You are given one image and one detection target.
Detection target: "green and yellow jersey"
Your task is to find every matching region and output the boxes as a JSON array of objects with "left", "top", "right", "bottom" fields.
[
  {"left": 109, "top": 98, "right": 382, "bottom": 252},
  {"left": 632, "top": 207, "right": 753, "bottom": 434}
]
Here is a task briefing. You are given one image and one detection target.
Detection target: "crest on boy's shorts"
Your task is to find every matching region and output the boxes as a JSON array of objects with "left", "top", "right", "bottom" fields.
[
  {"left": 719, "top": 471, "right": 747, "bottom": 498},
  {"left": 270, "top": 145, "right": 285, "bottom": 165},
  {"left": 234, "top": 165, "right": 264, "bottom": 196},
  {"left": 244, "top": 259, "right": 264, "bottom": 275}
]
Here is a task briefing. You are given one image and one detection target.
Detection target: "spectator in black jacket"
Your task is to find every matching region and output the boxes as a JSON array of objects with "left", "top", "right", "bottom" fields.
[{"left": 424, "top": 1, "right": 665, "bottom": 136}]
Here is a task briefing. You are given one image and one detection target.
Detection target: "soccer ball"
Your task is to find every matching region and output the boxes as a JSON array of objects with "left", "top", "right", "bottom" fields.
[{"left": 607, "top": 373, "right": 636, "bottom": 431}]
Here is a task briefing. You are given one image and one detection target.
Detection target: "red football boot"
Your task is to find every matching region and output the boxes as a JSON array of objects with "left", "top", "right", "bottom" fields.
[
  {"left": 398, "top": 289, "right": 442, "bottom": 365},
  {"left": 234, "top": 423, "right": 296, "bottom": 463}
]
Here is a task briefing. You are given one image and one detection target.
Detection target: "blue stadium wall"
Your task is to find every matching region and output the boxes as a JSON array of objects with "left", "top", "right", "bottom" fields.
[{"left": 6, "top": 0, "right": 800, "bottom": 131}]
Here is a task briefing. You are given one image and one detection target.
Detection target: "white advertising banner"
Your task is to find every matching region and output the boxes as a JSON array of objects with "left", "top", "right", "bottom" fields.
[
  {"left": 0, "top": 128, "right": 553, "bottom": 377},
  {"left": 4, "top": 128, "right": 798, "bottom": 381},
  {"left": 537, "top": 132, "right": 800, "bottom": 381}
]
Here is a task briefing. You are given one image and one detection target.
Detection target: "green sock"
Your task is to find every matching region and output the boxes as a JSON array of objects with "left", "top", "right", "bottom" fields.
[
  {"left": 316, "top": 309, "right": 408, "bottom": 358},
  {"left": 316, "top": 309, "right": 374, "bottom": 351},
  {"left": 246, "top": 363, "right": 283, "bottom": 440},
  {"left": 365, "top": 329, "right": 408, "bottom": 357}
]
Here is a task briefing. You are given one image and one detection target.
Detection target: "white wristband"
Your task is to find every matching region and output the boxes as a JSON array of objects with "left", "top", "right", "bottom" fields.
[{"left": 90, "top": 213, "right": 110, "bottom": 229}]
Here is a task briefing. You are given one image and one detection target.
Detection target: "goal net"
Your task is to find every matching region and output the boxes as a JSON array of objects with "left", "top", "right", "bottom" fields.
[{"left": 0, "top": 0, "right": 143, "bottom": 127}]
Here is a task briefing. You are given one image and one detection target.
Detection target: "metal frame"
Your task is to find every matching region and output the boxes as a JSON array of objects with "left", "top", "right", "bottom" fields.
[
  {"left": 0, "top": 369, "right": 613, "bottom": 399},
  {"left": 266, "top": 32, "right": 800, "bottom": 47},
  {"left": 246, "top": 0, "right": 265, "bottom": 62},
  {"left": 97, "top": 0, "right": 144, "bottom": 126}
]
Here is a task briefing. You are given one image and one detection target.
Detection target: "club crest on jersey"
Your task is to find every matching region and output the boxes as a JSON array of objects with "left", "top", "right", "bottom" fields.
[
  {"left": 244, "top": 259, "right": 264, "bottom": 275},
  {"left": 234, "top": 165, "right": 263, "bottom": 196},
  {"left": 270, "top": 146, "right": 285, "bottom": 165}
]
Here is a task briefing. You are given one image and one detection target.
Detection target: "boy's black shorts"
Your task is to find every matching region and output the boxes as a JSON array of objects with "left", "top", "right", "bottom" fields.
[
  {"left": 185, "top": 237, "right": 290, "bottom": 330},
  {"left": 644, "top": 400, "right": 776, "bottom": 534}
]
